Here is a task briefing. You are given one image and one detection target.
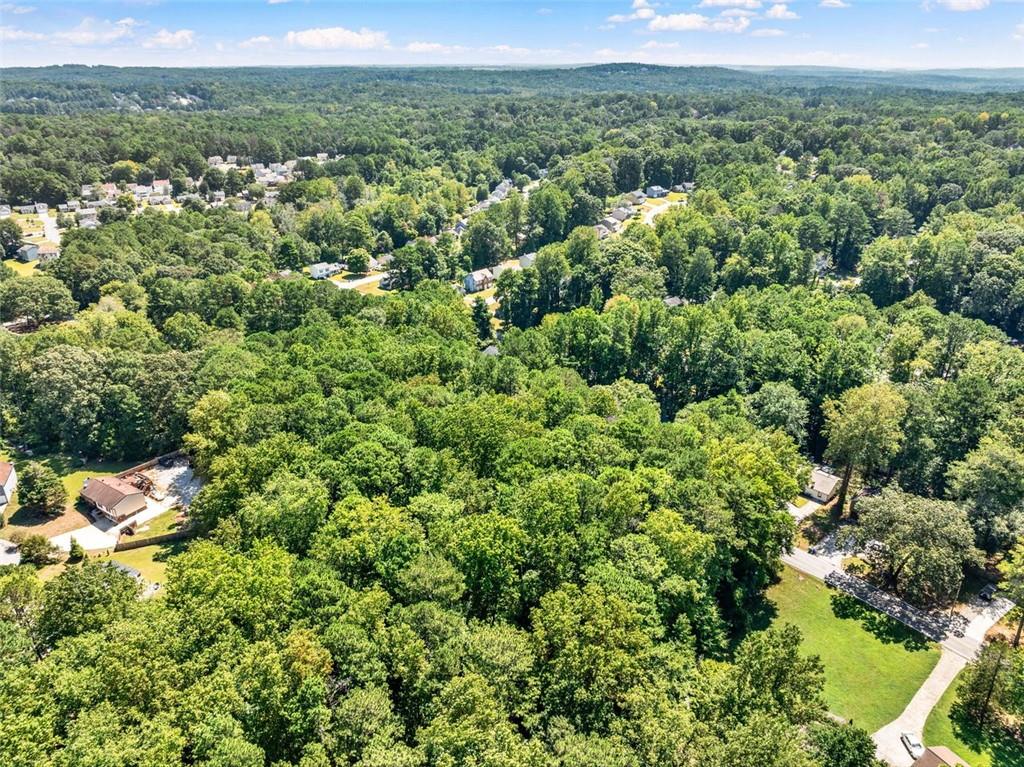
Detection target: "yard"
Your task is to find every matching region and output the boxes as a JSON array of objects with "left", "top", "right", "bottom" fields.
[
  {"left": 2, "top": 257, "right": 39, "bottom": 277},
  {"left": 93, "top": 538, "right": 187, "bottom": 587},
  {"left": 924, "top": 672, "right": 1024, "bottom": 767},
  {"left": 764, "top": 566, "right": 941, "bottom": 732},
  {"left": 1, "top": 453, "right": 138, "bottom": 538}
]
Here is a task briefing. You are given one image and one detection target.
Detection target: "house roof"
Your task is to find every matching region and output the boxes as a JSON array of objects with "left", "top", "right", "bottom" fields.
[
  {"left": 81, "top": 476, "right": 145, "bottom": 509},
  {"left": 912, "top": 747, "right": 969, "bottom": 767},
  {"left": 0, "top": 462, "right": 13, "bottom": 487},
  {"left": 807, "top": 468, "right": 841, "bottom": 496},
  {"left": 469, "top": 268, "right": 493, "bottom": 280}
]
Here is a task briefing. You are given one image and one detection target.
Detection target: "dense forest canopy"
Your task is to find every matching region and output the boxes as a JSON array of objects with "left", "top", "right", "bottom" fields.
[{"left": 1, "top": 65, "right": 1024, "bottom": 766}]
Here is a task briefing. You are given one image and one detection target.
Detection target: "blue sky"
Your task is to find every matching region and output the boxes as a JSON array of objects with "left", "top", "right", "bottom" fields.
[{"left": 1, "top": 0, "right": 1023, "bottom": 69}]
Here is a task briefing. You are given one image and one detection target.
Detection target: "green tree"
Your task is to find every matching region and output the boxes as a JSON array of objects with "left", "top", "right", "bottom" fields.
[
  {"left": 16, "top": 461, "right": 67, "bottom": 515},
  {"left": 823, "top": 382, "right": 908, "bottom": 511},
  {"left": 38, "top": 560, "right": 140, "bottom": 645}
]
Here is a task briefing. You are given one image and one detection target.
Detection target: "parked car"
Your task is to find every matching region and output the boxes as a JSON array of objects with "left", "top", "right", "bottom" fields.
[
  {"left": 900, "top": 732, "right": 924, "bottom": 760},
  {"left": 979, "top": 583, "right": 998, "bottom": 602}
]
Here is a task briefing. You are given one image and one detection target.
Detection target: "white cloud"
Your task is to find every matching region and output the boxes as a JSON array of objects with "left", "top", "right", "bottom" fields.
[
  {"left": 54, "top": 17, "right": 139, "bottom": 46},
  {"left": 0, "top": 3, "right": 35, "bottom": 14},
  {"left": 537, "top": 7, "right": 553, "bottom": 15},
  {"left": 929, "top": 0, "right": 989, "bottom": 10},
  {"left": 819, "top": 0, "right": 849, "bottom": 7},
  {"left": 239, "top": 35, "right": 273, "bottom": 48},
  {"left": 765, "top": 3, "right": 799, "bottom": 20},
  {"left": 0, "top": 24, "right": 43, "bottom": 40},
  {"left": 284, "top": 26, "right": 389, "bottom": 50},
  {"left": 405, "top": 41, "right": 467, "bottom": 54},
  {"left": 1014, "top": 22, "right": 1024, "bottom": 40},
  {"left": 648, "top": 12, "right": 751, "bottom": 33},
  {"left": 912, "top": 41, "right": 929, "bottom": 49},
  {"left": 641, "top": 39, "right": 680, "bottom": 48},
  {"left": 697, "top": 0, "right": 761, "bottom": 7},
  {"left": 267, "top": 0, "right": 290, "bottom": 4},
  {"left": 751, "top": 27, "right": 787, "bottom": 36},
  {"left": 721, "top": 8, "right": 758, "bottom": 16},
  {"left": 607, "top": 7, "right": 655, "bottom": 23},
  {"left": 143, "top": 28, "right": 194, "bottom": 49}
]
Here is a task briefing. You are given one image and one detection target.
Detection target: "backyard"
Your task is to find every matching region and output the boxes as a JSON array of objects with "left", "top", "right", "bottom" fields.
[
  {"left": 764, "top": 565, "right": 941, "bottom": 732},
  {"left": 924, "top": 672, "right": 1024, "bottom": 767}
]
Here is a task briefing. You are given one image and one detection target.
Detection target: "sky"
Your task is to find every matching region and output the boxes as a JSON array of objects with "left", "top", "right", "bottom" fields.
[{"left": 1, "top": 0, "right": 1024, "bottom": 70}]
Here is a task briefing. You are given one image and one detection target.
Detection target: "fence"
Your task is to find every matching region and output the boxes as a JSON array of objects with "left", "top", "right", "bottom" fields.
[{"left": 113, "top": 528, "right": 191, "bottom": 552}]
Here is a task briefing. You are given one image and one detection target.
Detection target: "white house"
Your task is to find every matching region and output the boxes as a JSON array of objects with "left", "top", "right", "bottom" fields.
[
  {"left": 310, "top": 262, "right": 343, "bottom": 280},
  {"left": 464, "top": 268, "right": 494, "bottom": 293},
  {"left": 0, "top": 462, "right": 16, "bottom": 515},
  {"left": 804, "top": 467, "right": 842, "bottom": 504},
  {"left": 646, "top": 185, "right": 668, "bottom": 198}
]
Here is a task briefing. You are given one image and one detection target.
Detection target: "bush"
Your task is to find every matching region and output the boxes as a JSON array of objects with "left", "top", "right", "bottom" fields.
[{"left": 12, "top": 533, "right": 58, "bottom": 567}]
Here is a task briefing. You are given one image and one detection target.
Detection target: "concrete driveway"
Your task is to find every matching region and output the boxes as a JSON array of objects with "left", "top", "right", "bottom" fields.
[
  {"left": 0, "top": 539, "right": 21, "bottom": 566},
  {"left": 782, "top": 543, "right": 1014, "bottom": 765}
]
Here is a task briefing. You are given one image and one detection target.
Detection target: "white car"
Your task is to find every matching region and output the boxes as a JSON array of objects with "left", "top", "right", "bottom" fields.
[{"left": 900, "top": 732, "right": 925, "bottom": 760}]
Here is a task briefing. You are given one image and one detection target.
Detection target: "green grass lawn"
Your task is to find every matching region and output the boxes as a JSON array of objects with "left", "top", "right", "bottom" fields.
[
  {"left": 924, "top": 672, "right": 1024, "bottom": 767},
  {"left": 1, "top": 258, "right": 39, "bottom": 277},
  {"left": 132, "top": 507, "right": 187, "bottom": 541},
  {"left": 764, "top": 566, "right": 941, "bottom": 732},
  {"left": 93, "top": 539, "right": 188, "bottom": 587}
]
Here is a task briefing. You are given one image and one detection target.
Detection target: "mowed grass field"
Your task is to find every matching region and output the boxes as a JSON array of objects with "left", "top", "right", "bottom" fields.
[
  {"left": 766, "top": 566, "right": 941, "bottom": 732},
  {"left": 924, "top": 672, "right": 1024, "bottom": 767}
]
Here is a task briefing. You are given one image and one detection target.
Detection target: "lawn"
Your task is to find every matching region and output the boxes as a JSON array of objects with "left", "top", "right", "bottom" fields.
[
  {"left": 131, "top": 507, "right": 187, "bottom": 541},
  {"left": 2, "top": 258, "right": 39, "bottom": 277},
  {"left": 93, "top": 538, "right": 188, "bottom": 587},
  {"left": 764, "top": 566, "right": 941, "bottom": 732},
  {"left": 2, "top": 453, "right": 138, "bottom": 537},
  {"left": 923, "top": 672, "right": 1024, "bottom": 767}
]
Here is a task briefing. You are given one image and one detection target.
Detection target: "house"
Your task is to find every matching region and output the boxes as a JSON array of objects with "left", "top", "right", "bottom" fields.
[
  {"left": 663, "top": 296, "right": 683, "bottom": 308},
  {"left": 912, "top": 747, "right": 968, "bottom": 767},
  {"left": 152, "top": 179, "right": 171, "bottom": 195},
  {"left": 67, "top": 200, "right": 81, "bottom": 211},
  {"left": 101, "top": 183, "right": 118, "bottom": 199},
  {"left": 520, "top": 252, "right": 537, "bottom": 269},
  {"left": 225, "top": 155, "right": 238, "bottom": 165},
  {"left": 0, "top": 205, "right": 10, "bottom": 218},
  {"left": 17, "top": 205, "right": 34, "bottom": 215},
  {"left": 464, "top": 268, "right": 494, "bottom": 293},
  {"left": 804, "top": 467, "right": 842, "bottom": 504},
  {"left": 0, "top": 462, "right": 16, "bottom": 514},
  {"left": 80, "top": 219, "right": 99, "bottom": 230},
  {"left": 80, "top": 476, "right": 147, "bottom": 522},
  {"left": 34, "top": 203, "right": 48, "bottom": 214},
  {"left": 37, "top": 244, "right": 60, "bottom": 264},
  {"left": 594, "top": 224, "right": 611, "bottom": 240},
  {"left": 646, "top": 185, "right": 668, "bottom": 198},
  {"left": 310, "top": 262, "right": 343, "bottom": 280},
  {"left": 316, "top": 152, "right": 329, "bottom": 161},
  {"left": 600, "top": 216, "right": 620, "bottom": 232},
  {"left": 15, "top": 243, "right": 39, "bottom": 262},
  {"left": 610, "top": 207, "right": 633, "bottom": 222},
  {"left": 482, "top": 345, "right": 500, "bottom": 357},
  {"left": 454, "top": 220, "right": 469, "bottom": 236},
  {"left": 624, "top": 190, "right": 646, "bottom": 205},
  {"left": 207, "top": 155, "right": 224, "bottom": 166}
]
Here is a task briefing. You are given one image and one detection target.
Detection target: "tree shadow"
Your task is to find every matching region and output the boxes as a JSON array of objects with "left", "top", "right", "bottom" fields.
[
  {"left": 829, "top": 592, "right": 932, "bottom": 652},
  {"left": 743, "top": 593, "right": 780, "bottom": 635},
  {"left": 948, "top": 702, "right": 1024, "bottom": 767}
]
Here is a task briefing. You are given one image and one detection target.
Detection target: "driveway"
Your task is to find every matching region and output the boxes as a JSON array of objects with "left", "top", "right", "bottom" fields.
[
  {"left": 782, "top": 543, "right": 1014, "bottom": 765},
  {"left": 0, "top": 539, "right": 21, "bottom": 566},
  {"left": 38, "top": 211, "right": 60, "bottom": 244},
  {"left": 640, "top": 198, "right": 685, "bottom": 227},
  {"left": 873, "top": 650, "right": 969, "bottom": 767}
]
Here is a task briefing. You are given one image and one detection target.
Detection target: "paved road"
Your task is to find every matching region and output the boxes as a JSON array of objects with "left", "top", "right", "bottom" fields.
[{"left": 782, "top": 544, "right": 1014, "bottom": 766}]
